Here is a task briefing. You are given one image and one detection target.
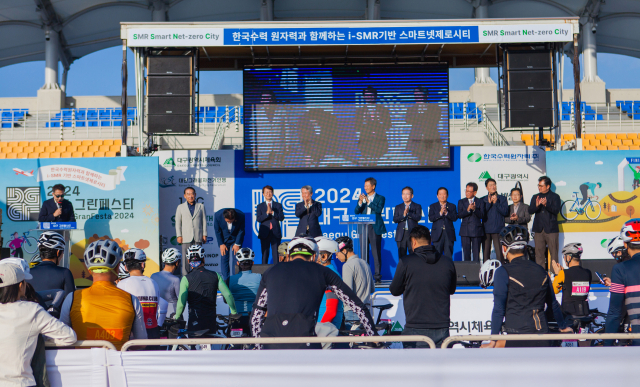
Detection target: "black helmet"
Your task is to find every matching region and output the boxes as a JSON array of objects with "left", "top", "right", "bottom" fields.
[
  {"left": 499, "top": 225, "right": 529, "bottom": 254},
  {"left": 335, "top": 235, "right": 353, "bottom": 252}
]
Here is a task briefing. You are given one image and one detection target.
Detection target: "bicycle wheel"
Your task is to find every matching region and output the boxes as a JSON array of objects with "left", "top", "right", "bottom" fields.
[
  {"left": 22, "top": 237, "right": 39, "bottom": 254},
  {"left": 561, "top": 200, "right": 579, "bottom": 220},
  {"left": 585, "top": 201, "right": 602, "bottom": 220}
]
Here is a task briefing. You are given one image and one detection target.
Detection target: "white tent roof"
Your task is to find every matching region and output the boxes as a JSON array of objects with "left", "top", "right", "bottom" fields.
[{"left": 1, "top": 0, "right": 639, "bottom": 68}]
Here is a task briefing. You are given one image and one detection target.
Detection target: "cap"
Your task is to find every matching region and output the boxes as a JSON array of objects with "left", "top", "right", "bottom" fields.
[
  {"left": 277, "top": 242, "right": 289, "bottom": 256},
  {"left": 0, "top": 258, "right": 33, "bottom": 280},
  {"left": 0, "top": 263, "right": 26, "bottom": 288}
]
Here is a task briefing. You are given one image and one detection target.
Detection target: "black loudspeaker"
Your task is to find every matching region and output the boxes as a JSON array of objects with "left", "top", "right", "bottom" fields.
[
  {"left": 147, "top": 115, "right": 192, "bottom": 134},
  {"left": 581, "top": 259, "right": 617, "bottom": 284},
  {"left": 504, "top": 49, "right": 555, "bottom": 128},
  {"left": 454, "top": 262, "right": 481, "bottom": 286},
  {"left": 148, "top": 97, "right": 192, "bottom": 115},
  {"left": 147, "top": 56, "right": 192, "bottom": 75},
  {"left": 147, "top": 76, "right": 192, "bottom": 96},
  {"left": 147, "top": 55, "right": 195, "bottom": 134}
]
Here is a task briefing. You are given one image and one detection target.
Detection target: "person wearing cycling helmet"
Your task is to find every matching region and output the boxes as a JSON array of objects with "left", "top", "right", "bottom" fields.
[
  {"left": 229, "top": 247, "right": 261, "bottom": 333},
  {"left": 607, "top": 236, "right": 630, "bottom": 265},
  {"left": 60, "top": 240, "right": 148, "bottom": 350},
  {"left": 335, "top": 235, "right": 375, "bottom": 322},
  {"left": 117, "top": 248, "right": 167, "bottom": 339},
  {"left": 605, "top": 219, "right": 640, "bottom": 346},
  {"left": 150, "top": 248, "right": 182, "bottom": 316},
  {"left": 175, "top": 244, "right": 238, "bottom": 333},
  {"left": 250, "top": 236, "right": 376, "bottom": 349},
  {"left": 551, "top": 243, "right": 592, "bottom": 318},
  {"left": 29, "top": 253, "right": 42, "bottom": 269},
  {"left": 277, "top": 242, "right": 289, "bottom": 263},
  {"left": 314, "top": 236, "right": 344, "bottom": 349},
  {"left": 479, "top": 259, "right": 502, "bottom": 289},
  {"left": 27, "top": 232, "right": 75, "bottom": 306},
  {"left": 116, "top": 262, "right": 130, "bottom": 284},
  {"left": 482, "top": 225, "right": 570, "bottom": 348}
]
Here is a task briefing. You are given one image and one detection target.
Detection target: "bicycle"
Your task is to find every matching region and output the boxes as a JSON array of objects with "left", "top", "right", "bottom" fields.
[
  {"left": 339, "top": 303, "right": 398, "bottom": 349},
  {"left": 7, "top": 231, "right": 38, "bottom": 255},
  {"left": 560, "top": 193, "right": 601, "bottom": 220},
  {"left": 161, "top": 315, "right": 239, "bottom": 351}
]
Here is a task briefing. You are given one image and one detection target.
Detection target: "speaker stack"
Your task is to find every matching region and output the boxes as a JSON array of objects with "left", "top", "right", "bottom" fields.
[
  {"left": 504, "top": 49, "right": 555, "bottom": 128},
  {"left": 146, "top": 55, "right": 194, "bottom": 134}
]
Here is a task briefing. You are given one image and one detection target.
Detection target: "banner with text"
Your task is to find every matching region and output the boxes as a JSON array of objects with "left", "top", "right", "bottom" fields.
[
  {"left": 547, "top": 150, "right": 640, "bottom": 259},
  {"left": 1, "top": 158, "right": 159, "bottom": 286},
  {"left": 157, "top": 150, "right": 235, "bottom": 272},
  {"left": 234, "top": 148, "right": 463, "bottom": 279}
]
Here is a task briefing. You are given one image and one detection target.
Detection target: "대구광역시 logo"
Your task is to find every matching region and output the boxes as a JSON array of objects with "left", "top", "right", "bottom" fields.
[
  {"left": 467, "top": 153, "right": 482, "bottom": 162},
  {"left": 478, "top": 171, "right": 492, "bottom": 180},
  {"left": 162, "top": 158, "right": 176, "bottom": 167}
]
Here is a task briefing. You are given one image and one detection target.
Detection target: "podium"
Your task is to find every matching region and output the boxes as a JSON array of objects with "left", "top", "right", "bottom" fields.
[
  {"left": 32, "top": 223, "right": 80, "bottom": 269},
  {"left": 339, "top": 214, "right": 375, "bottom": 263}
]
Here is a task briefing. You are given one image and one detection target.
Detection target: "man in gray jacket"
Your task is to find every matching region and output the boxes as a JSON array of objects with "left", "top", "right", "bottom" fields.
[
  {"left": 335, "top": 236, "right": 375, "bottom": 322},
  {"left": 175, "top": 187, "right": 207, "bottom": 275}
]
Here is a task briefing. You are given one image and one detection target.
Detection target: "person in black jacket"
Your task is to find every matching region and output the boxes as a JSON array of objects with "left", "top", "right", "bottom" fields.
[
  {"left": 428, "top": 187, "right": 457, "bottom": 260},
  {"left": 481, "top": 179, "right": 509, "bottom": 263},
  {"left": 393, "top": 186, "right": 422, "bottom": 258},
  {"left": 256, "top": 185, "right": 285, "bottom": 264},
  {"left": 295, "top": 185, "right": 323, "bottom": 237},
  {"left": 528, "top": 176, "right": 561, "bottom": 270},
  {"left": 458, "top": 182, "right": 485, "bottom": 261},
  {"left": 38, "top": 184, "right": 76, "bottom": 222},
  {"left": 389, "top": 225, "right": 456, "bottom": 348}
]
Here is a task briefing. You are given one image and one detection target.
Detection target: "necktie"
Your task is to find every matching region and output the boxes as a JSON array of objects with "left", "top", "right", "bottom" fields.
[
  {"left": 268, "top": 202, "right": 273, "bottom": 230},
  {"left": 404, "top": 205, "right": 409, "bottom": 230}
]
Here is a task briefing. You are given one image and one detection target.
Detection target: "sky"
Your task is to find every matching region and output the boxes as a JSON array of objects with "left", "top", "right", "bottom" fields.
[{"left": 1, "top": 46, "right": 640, "bottom": 97}]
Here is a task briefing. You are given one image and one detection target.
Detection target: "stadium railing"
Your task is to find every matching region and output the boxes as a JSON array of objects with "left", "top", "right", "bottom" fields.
[
  {"left": 44, "top": 340, "right": 117, "bottom": 351},
  {"left": 442, "top": 332, "right": 640, "bottom": 348}
]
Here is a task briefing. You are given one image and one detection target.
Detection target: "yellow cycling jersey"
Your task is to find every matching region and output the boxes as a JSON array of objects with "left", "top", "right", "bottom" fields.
[{"left": 69, "top": 281, "right": 135, "bottom": 350}]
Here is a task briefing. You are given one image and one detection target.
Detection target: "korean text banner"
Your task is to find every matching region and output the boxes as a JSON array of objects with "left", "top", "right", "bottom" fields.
[
  {"left": 235, "top": 147, "right": 463, "bottom": 280},
  {"left": 157, "top": 150, "right": 235, "bottom": 272},
  {"left": 1, "top": 157, "right": 159, "bottom": 286},
  {"left": 547, "top": 150, "right": 640, "bottom": 259}
]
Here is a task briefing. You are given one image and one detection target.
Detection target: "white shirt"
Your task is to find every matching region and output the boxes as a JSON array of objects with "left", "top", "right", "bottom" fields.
[
  {"left": 227, "top": 222, "right": 233, "bottom": 231},
  {"left": 362, "top": 192, "right": 376, "bottom": 215},
  {"left": 0, "top": 301, "right": 76, "bottom": 387},
  {"left": 117, "top": 276, "right": 168, "bottom": 327}
]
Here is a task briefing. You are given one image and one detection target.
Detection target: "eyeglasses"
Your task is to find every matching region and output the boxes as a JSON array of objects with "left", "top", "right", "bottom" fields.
[{"left": 54, "top": 194, "right": 65, "bottom": 198}]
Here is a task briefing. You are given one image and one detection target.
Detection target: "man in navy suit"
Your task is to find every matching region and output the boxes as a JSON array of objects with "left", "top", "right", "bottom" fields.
[
  {"left": 39, "top": 184, "right": 76, "bottom": 222},
  {"left": 393, "top": 186, "right": 422, "bottom": 258},
  {"left": 214, "top": 208, "right": 245, "bottom": 282},
  {"left": 295, "top": 185, "right": 323, "bottom": 237},
  {"left": 457, "top": 182, "right": 484, "bottom": 262},
  {"left": 355, "top": 177, "right": 386, "bottom": 283},
  {"left": 256, "top": 185, "right": 284, "bottom": 264},
  {"left": 428, "top": 187, "right": 457, "bottom": 260},
  {"left": 481, "top": 178, "right": 509, "bottom": 263}
]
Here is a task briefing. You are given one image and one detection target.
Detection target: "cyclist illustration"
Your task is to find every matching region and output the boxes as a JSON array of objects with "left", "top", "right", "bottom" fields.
[
  {"left": 7, "top": 231, "right": 39, "bottom": 257},
  {"left": 630, "top": 164, "right": 640, "bottom": 190},
  {"left": 579, "top": 182, "right": 602, "bottom": 205}
]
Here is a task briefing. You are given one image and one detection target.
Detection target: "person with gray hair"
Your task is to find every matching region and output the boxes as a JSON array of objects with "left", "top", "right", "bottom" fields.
[{"left": 295, "top": 185, "right": 323, "bottom": 237}]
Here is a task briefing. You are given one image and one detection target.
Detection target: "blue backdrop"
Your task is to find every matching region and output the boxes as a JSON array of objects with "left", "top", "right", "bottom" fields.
[{"left": 234, "top": 147, "right": 462, "bottom": 280}]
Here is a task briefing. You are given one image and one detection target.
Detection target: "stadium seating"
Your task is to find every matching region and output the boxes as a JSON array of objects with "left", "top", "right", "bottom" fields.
[
  {"left": 0, "top": 139, "right": 122, "bottom": 159},
  {"left": 519, "top": 132, "right": 640, "bottom": 150},
  {"left": 561, "top": 102, "right": 603, "bottom": 120},
  {"left": 448, "top": 103, "right": 482, "bottom": 122}
]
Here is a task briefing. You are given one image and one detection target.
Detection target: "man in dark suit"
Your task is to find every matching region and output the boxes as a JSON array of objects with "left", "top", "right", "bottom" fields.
[
  {"left": 214, "top": 208, "right": 245, "bottom": 282},
  {"left": 393, "top": 186, "right": 422, "bottom": 258},
  {"left": 295, "top": 185, "right": 323, "bottom": 237},
  {"left": 256, "top": 185, "right": 284, "bottom": 264},
  {"left": 39, "top": 184, "right": 76, "bottom": 222},
  {"left": 428, "top": 187, "right": 457, "bottom": 260},
  {"left": 457, "top": 182, "right": 484, "bottom": 262},
  {"left": 355, "top": 177, "right": 386, "bottom": 283},
  {"left": 529, "top": 175, "right": 562, "bottom": 270},
  {"left": 481, "top": 178, "right": 509, "bottom": 263}
]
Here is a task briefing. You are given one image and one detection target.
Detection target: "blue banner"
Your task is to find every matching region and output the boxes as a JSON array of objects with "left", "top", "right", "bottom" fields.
[
  {"left": 39, "top": 222, "right": 77, "bottom": 230},
  {"left": 225, "top": 26, "right": 478, "bottom": 46},
  {"left": 234, "top": 148, "right": 462, "bottom": 280}
]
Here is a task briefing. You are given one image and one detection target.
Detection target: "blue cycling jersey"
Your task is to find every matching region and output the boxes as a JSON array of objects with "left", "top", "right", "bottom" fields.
[
  {"left": 318, "top": 263, "right": 344, "bottom": 328},
  {"left": 229, "top": 270, "right": 261, "bottom": 316}
]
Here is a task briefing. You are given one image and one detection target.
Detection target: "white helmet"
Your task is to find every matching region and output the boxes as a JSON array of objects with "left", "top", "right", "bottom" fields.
[
  {"left": 188, "top": 244, "right": 205, "bottom": 261},
  {"left": 162, "top": 248, "right": 182, "bottom": 264},
  {"left": 288, "top": 236, "right": 318, "bottom": 257},
  {"left": 83, "top": 240, "right": 123, "bottom": 272},
  {"left": 315, "top": 236, "right": 339, "bottom": 254},
  {"left": 38, "top": 231, "right": 65, "bottom": 251},
  {"left": 123, "top": 248, "right": 146, "bottom": 262},
  {"left": 607, "top": 236, "right": 626, "bottom": 257},
  {"left": 117, "top": 262, "right": 130, "bottom": 280},
  {"left": 479, "top": 259, "right": 502, "bottom": 289},
  {"left": 235, "top": 247, "right": 255, "bottom": 262}
]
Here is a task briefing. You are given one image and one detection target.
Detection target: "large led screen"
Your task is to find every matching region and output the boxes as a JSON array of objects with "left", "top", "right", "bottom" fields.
[{"left": 243, "top": 65, "right": 449, "bottom": 171}]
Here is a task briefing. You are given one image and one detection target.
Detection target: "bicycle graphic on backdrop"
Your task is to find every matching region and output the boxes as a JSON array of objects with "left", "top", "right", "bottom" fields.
[
  {"left": 6, "top": 231, "right": 39, "bottom": 257},
  {"left": 560, "top": 192, "right": 602, "bottom": 221}
]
